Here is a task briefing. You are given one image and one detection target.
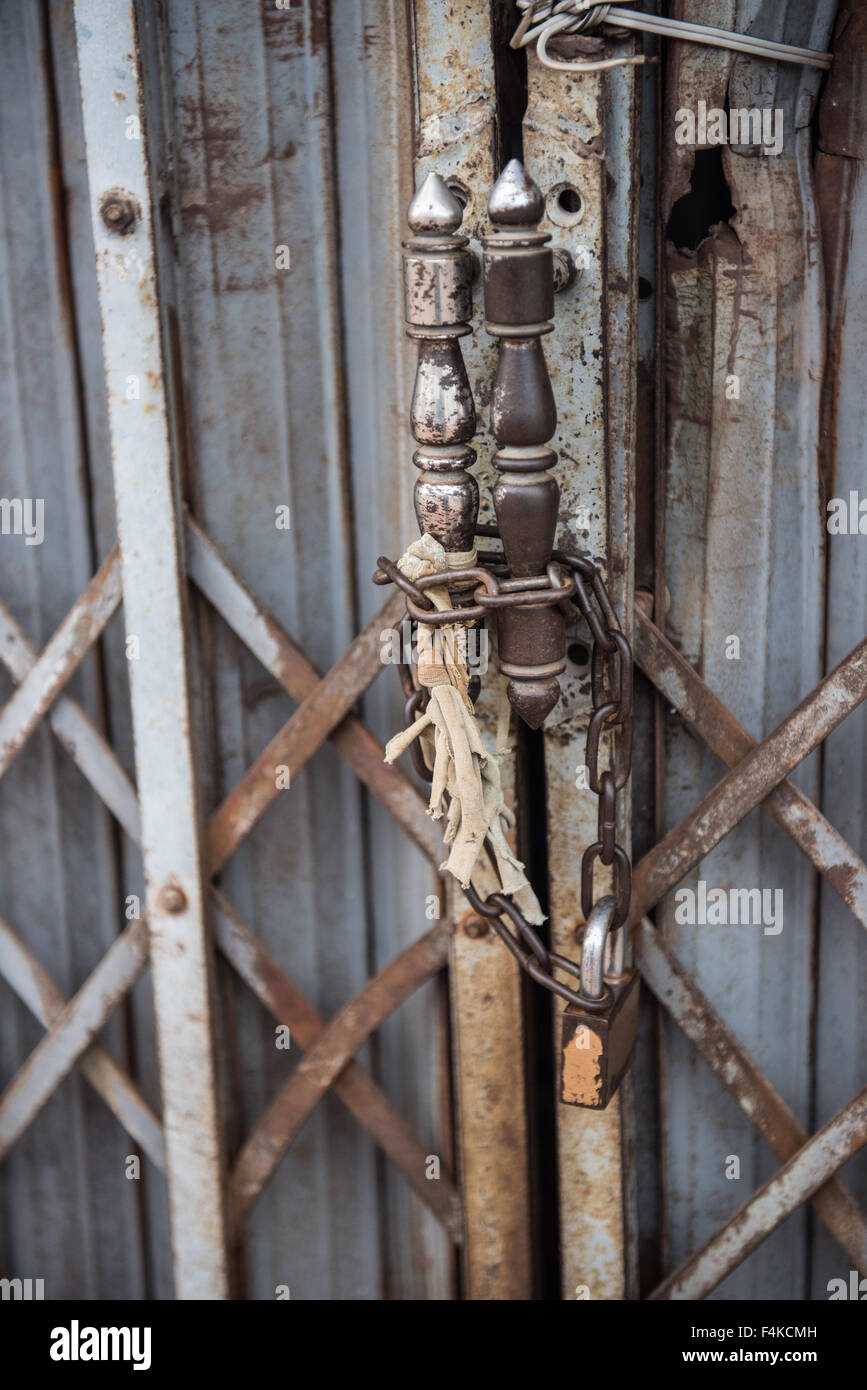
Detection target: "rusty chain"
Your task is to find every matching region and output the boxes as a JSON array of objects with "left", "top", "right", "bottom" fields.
[
  {"left": 559, "top": 549, "right": 633, "bottom": 933},
  {"left": 377, "top": 543, "right": 633, "bottom": 1008}
]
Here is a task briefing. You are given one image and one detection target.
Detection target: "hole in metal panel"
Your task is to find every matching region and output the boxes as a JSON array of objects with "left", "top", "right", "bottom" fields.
[{"left": 547, "top": 182, "right": 583, "bottom": 227}]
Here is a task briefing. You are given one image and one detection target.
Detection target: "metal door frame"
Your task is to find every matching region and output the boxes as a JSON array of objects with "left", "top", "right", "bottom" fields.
[{"left": 0, "top": 0, "right": 865, "bottom": 1300}]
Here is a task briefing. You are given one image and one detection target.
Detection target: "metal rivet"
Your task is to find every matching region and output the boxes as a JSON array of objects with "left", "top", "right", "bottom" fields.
[
  {"left": 552, "top": 248, "right": 576, "bottom": 293},
  {"left": 464, "top": 917, "right": 489, "bottom": 938},
  {"left": 159, "top": 884, "right": 187, "bottom": 914},
  {"left": 99, "top": 190, "right": 138, "bottom": 235}
]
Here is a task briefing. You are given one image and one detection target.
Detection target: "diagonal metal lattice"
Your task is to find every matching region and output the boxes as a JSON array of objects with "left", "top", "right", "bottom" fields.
[
  {"left": 188, "top": 536, "right": 867, "bottom": 1281},
  {"left": 1, "top": 518, "right": 866, "bottom": 1294},
  {"left": 0, "top": 538, "right": 461, "bottom": 1239}
]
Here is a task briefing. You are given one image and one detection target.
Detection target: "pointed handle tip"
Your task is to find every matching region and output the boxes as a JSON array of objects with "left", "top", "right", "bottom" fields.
[
  {"left": 408, "top": 172, "right": 464, "bottom": 233},
  {"left": 488, "top": 159, "right": 544, "bottom": 227}
]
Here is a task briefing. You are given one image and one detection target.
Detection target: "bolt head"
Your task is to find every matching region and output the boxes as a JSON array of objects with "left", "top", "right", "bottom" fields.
[
  {"left": 552, "top": 248, "right": 577, "bottom": 293},
  {"left": 158, "top": 884, "right": 187, "bottom": 914},
  {"left": 463, "top": 917, "right": 489, "bottom": 939},
  {"left": 99, "top": 189, "right": 138, "bottom": 235}
]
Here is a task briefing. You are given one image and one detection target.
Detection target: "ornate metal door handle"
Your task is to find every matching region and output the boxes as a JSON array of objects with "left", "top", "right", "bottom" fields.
[
  {"left": 402, "top": 173, "right": 479, "bottom": 560},
  {"left": 483, "top": 161, "right": 565, "bottom": 728},
  {"left": 374, "top": 160, "right": 637, "bottom": 1110}
]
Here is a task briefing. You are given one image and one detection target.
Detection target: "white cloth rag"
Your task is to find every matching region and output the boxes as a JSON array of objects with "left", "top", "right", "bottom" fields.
[{"left": 384, "top": 533, "right": 545, "bottom": 925}]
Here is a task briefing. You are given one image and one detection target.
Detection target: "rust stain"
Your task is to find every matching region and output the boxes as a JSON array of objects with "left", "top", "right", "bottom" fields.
[
  {"left": 180, "top": 183, "right": 267, "bottom": 234},
  {"left": 242, "top": 676, "right": 282, "bottom": 711},
  {"left": 307, "top": 0, "right": 329, "bottom": 54},
  {"left": 818, "top": 2, "right": 867, "bottom": 159},
  {"left": 561, "top": 1025, "right": 604, "bottom": 1106},
  {"left": 825, "top": 860, "right": 858, "bottom": 901}
]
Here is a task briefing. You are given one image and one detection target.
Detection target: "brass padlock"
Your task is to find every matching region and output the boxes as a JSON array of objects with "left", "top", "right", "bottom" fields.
[{"left": 560, "top": 896, "right": 640, "bottom": 1109}]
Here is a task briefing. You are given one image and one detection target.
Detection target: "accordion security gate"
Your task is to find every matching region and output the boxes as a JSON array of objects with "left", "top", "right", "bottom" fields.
[{"left": 0, "top": 0, "right": 865, "bottom": 1300}]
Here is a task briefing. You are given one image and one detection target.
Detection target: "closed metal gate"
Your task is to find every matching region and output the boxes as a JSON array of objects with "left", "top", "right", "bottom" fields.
[{"left": 0, "top": 0, "right": 864, "bottom": 1301}]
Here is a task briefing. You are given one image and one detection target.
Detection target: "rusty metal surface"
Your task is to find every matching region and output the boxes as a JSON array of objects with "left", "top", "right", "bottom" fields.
[
  {"left": 526, "top": 37, "right": 613, "bottom": 1303},
  {"left": 186, "top": 517, "right": 442, "bottom": 865},
  {"left": 212, "top": 894, "right": 461, "bottom": 1238},
  {"left": 411, "top": 0, "right": 533, "bottom": 1300},
  {"left": 0, "top": 547, "right": 460, "bottom": 1248},
  {"left": 333, "top": 0, "right": 453, "bottom": 1299},
  {"left": 0, "top": 919, "right": 150, "bottom": 1158},
  {"left": 1, "top": 0, "right": 864, "bottom": 1305},
  {"left": 153, "top": 0, "right": 457, "bottom": 1298},
  {"left": 635, "top": 608, "right": 867, "bottom": 929},
  {"left": 204, "top": 588, "right": 407, "bottom": 873},
  {"left": 811, "top": 0, "right": 867, "bottom": 1297},
  {"left": 0, "top": 549, "right": 121, "bottom": 778},
  {"left": 0, "top": 913, "right": 165, "bottom": 1168},
  {"left": 0, "top": 595, "right": 142, "bottom": 844},
  {"left": 561, "top": 975, "right": 640, "bottom": 1110},
  {"left": 153, "top": 0, "right": 377, "bottom": 1302},
  {"left": 816, "top": 0, "right": 867, "bottom": 1244},
  {"left": 635, "top": 917, "right": 867, "bottom": 1273},
  {"left": 0, "top": 545, "right": 464, "bottom": 1260},
  {"left": 231, "top": 922, "right": 454, "bottom": 1221},
  {"left": 524, "top": 29, "right": 641, "bottom": 1299},
  {"left": 74, "top": 0, "right": 230, "bottom": 1298},
  {"left": 654, "top": 0, "right": 840, "bottom": 1299},
  {"left": 632, "top": 636, "right": 867, "bottom": 925},
  {"left": 650, "top": 1084, "right": 867, "bottom": 1300},
  {"left": 184, "top": 522, "right": 467, "bottom": 1242}
]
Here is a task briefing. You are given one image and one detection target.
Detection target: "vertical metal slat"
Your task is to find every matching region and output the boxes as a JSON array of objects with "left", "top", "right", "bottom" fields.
[{"left": 73, "top": 0, "right": 229, "bottom": 1299}]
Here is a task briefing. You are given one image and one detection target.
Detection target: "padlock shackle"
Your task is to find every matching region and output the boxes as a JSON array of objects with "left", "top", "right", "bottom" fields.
[{"left": 579, "top": 896, "right": 616, "bottom": 1001}]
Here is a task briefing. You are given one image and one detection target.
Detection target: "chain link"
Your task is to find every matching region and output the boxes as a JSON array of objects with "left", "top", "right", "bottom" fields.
[
  {"left": 565, "top": 551, "right": 634, "bottom": 932},
  {"left": 388, "top": 544, "right": 633, "bottom": 1008}
]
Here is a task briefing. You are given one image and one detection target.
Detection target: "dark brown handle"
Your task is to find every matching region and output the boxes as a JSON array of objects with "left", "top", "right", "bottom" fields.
[{"left": 483, "top": 160, "right": 564, "bottom": 728}]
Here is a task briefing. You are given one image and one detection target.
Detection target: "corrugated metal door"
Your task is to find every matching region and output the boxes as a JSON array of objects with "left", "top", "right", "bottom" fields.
[{"left": 0, "top": 0, "right": 864, "bottom": 1301}]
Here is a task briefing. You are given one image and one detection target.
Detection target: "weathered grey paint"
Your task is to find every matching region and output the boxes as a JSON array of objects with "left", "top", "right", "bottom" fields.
[
  {"left": 0, "top": 0, "right": 863, "bottom": 1302},
  {"left": 811, "top": 0, "right": 867, "bottom": 1301},
  {"left": 657, "top": 0, "right": 838, "bottom": 1300},
  {"left": 0, "top": 0, "right": 146, "bottom": 1301}
]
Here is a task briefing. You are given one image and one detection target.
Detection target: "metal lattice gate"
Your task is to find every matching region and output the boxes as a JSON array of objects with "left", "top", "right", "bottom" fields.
[{"left": 0, "top": 0, "right": 864, "bottom": 1301}]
